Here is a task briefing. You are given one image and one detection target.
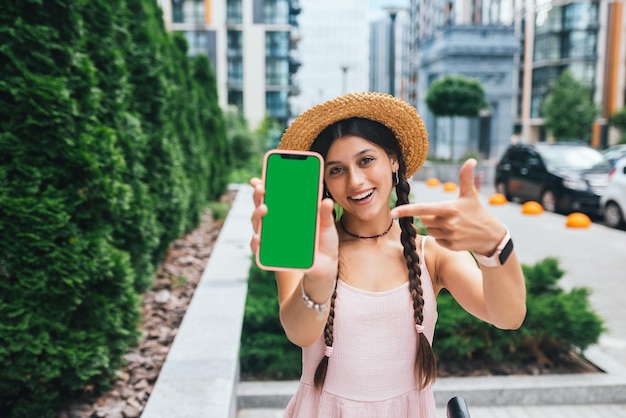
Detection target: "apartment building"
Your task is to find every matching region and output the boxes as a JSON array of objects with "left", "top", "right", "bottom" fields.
[
  {"left": 408, "top": 0, "right": 626, "bottom": 155},
  {"left": 288, "top": 0, "right": 370, "bottom": 117},
  {"left": 157, "top": 0, "right": 301, "bottom": 129},
  {"left": 517, "top": 0, "right": 626, "bottom": 147},
  {"left": 409, "top": 0, "right": 519, "bottom": 160}
]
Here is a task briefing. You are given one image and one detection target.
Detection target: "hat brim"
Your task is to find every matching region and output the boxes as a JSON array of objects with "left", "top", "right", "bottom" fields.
[{"left": 278, "top": 92, "right": 429, "bottom": 177}]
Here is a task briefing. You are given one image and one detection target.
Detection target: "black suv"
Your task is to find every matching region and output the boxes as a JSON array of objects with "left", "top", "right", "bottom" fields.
[{"left": 494, "top": 143, "right": 612, "bottom": 214}]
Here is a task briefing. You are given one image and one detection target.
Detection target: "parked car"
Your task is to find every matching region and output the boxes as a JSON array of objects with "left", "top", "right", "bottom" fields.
[
  {"left": 600, "top": 157, "right": 626, "bottom": 229},
  {"left": 494, "top": 143, "right": 612, "bottom": 215},
  {"left": 601, "top": 144, "right": 626, "bottom": 166}
]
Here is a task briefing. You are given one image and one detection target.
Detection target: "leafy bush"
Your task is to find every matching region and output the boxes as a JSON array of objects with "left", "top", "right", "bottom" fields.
[
  {"left": 240, "top": 262, "right": 302, "bottom": 380},
  {"left": 240, "top": 257, "right": 604, "bottom": 380},
  {"left": 435, "top": 257, "right": 604, "bottom": 368}
]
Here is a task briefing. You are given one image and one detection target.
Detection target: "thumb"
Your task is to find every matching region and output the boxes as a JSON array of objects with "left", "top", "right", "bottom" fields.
[
  {"left": 458, "top": 158, "right": 477, "bottom": 198},
  {"left": 319, "top": 198, "right": 336, "bottom": 228}
]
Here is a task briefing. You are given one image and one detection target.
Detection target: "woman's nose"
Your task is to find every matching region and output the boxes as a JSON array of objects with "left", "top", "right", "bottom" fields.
[{"left": 347, "top": 167, "right": 365, "bottom": 188}]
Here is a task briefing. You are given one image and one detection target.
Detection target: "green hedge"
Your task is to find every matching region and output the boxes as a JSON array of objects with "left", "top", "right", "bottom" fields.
[
  {"left": 240, "top": 257, "right": 605, "bottom": 380},
  {"left": 0, "top": 0, "right": 230, "bottom": 415},
  {"left": 434, "top": 257, "right": 604, "bottom": 366}
]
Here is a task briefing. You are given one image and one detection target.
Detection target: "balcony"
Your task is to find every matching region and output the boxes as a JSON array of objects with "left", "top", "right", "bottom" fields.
[{"left": 289, "top": 1, "right": 301, "bottom": 15}]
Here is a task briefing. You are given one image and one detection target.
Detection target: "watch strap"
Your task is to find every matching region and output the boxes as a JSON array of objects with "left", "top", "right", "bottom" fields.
[{"left": 474, "top": 228, "right": 514, "bottom": 267}]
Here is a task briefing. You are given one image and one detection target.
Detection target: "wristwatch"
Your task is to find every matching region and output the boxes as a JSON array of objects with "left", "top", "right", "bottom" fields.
[{"left": 474, "top": 228, "right": 514, "bottom": 267}]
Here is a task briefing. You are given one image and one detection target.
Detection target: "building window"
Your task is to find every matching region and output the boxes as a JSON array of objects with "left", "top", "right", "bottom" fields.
[
  {"left": 228, "top": 90, "right": 244, "bottom": 113},
  {"left": 184, "top": 30, "right": 208, "bottom": 56},
  {"left": 563, "top": 1, "right": 598, "bottom": 30},
  {"left": 265, "top": 31, "right": 289, "bottom": 57},
  {"left": 227, "top": 0, "right": 243, "bottom": 24},
  {"left": 564, "top": 30, "right": 597, "bottom": 59},
  {"left": 266, "top": 58, "right": 289, "bottom": 86},
  {"left": 534, "top": 33, "right": 560, "bottom": 61},
  {"left": 171, "top": 0, "right": 204, "bottom": 24},
  {"left": 228, "top": 30, "right": 243, "bottom": 54},
  {"left": 173, "top": 0, "right": 184, "bottom": 22},
  {"left": 263, "top": 0, "right": 289, "bottom": 24},
  {"left": 266, "top": 91, "right": 288, "bottom": 120},
  {"left": 228, "top": 57, "right": 243, "bottom": 86}
]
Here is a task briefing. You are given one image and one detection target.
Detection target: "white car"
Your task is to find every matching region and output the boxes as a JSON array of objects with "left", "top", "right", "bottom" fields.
[{"left": 601, "top": 157, "right": 626, "bottom": 229}]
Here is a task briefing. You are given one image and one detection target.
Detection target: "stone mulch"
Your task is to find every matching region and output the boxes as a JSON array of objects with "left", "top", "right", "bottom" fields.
[{"left": 58, "top": 191, "right": 235, "bottom": 418}]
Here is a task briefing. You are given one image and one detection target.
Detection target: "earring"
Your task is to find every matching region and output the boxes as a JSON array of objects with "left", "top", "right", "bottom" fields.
[
  {"left": 393, "top": 171, "right": 400, "bottom": 186},
  {"left": 324, "top": 189, "right": 334, "bottom": 200}
]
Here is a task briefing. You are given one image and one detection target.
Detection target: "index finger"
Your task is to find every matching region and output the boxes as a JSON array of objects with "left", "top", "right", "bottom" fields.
[
  {"left": 390, "top": 201, "right": 456, "bottom": 219},
  {"left": 250, "top": 177, "right": 265, "bottom": 207}
]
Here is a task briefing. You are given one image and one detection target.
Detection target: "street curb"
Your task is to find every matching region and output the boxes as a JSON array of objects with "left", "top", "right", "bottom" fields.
[{"left": 236, "top": 346, "right": 626, "bottom": 409}]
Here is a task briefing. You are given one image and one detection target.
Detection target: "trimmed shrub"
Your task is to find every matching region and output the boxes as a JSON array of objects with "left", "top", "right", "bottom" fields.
[
  {"left": 0, "top": 1, "right": 140, "bottom": 415},
  {"left": 434, "top": 257, "right": 604, "bottom": 368},
  {"left": 240, "top": 257, "right": 605, "bottom": 380},
  {"left": 240, "top": 263, "right": 302, "bottom": 380},
  {"left": 123, "top": 0, "right": 191, "bottom": 263},
  {"left": 80, "top": 0, "right": 161, "bottom": 292},
  {"left": 191, "top": 53, "right": 231, "bottom": 201},
  {"left": 0, "top": 0, "right": 231, "bottom": 415}
]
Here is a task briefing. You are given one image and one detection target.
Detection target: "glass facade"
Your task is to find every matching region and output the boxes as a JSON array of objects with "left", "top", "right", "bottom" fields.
[{"left": 530, "top": 1, "right": 598, "bottom": 118}]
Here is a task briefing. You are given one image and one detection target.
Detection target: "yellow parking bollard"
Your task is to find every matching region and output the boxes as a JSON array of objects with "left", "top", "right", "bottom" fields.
[
  {"left": 522, "top": 201, "right": 544, "bottom": 215},
  {"left": 488, "top": 193, "right": 507, "bottom": 205},
  {"left": 566, "top": 212, "right": 591, "bottom": 228}
]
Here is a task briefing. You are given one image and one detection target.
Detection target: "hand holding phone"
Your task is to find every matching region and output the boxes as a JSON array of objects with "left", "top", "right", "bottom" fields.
[{"left": 256, "top": 150, "right": 324, "bottom": 271}]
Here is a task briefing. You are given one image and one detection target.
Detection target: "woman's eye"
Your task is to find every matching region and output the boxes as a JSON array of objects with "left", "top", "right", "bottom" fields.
[
  {"left": 360, "top": 157, "right": 374, "bottom": 165},
  {"left": 329, "top": 167, "right": 343, "bottom": 175}
]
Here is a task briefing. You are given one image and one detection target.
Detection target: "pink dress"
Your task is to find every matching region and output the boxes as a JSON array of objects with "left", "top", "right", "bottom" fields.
[{"left": 284, "top": 236, "right": 438, "bottom": 418}]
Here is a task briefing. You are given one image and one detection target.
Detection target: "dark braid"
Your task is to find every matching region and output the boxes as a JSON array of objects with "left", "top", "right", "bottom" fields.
[
  {"left": 313, "top": 275, "right": 338, "bottom": 389},
  {"left": 309, "top": 117, "right": 437, "bottom": 390},
  {"left": 396, "top": 167, "right": 438, "bottom": 389}
]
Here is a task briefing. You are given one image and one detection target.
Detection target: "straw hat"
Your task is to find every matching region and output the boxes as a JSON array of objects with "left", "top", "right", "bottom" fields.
[{"left": 278, "top": 92, "right": 429, "bottom": 177}]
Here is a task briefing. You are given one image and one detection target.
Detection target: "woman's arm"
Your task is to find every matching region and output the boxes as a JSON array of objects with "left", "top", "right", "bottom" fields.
[
  {"left": 433, "top": 240, "right": 526, "bottom": 330},
  {"left": 391, "top": 159, "right": 527, "bottom": 330},
  {"left": 275, "top": 270, "right": 336, "bottom": 347},
  {"left": 250, "top": 178, "right": 339, "bottom": 347}
]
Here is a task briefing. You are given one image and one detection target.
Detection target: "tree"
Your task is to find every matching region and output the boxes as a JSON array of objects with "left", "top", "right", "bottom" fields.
[
  {"left": 609, "top": 107, "right": 626, "bottom": 144},
  {"left": 425, "top": 75, "right": 488, "bottom": 160},
  {"left": 542, "top": 70, "right": 598, "bottom": 142}
]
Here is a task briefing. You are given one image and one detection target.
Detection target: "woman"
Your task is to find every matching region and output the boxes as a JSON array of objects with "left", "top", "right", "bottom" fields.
[{"left": 249, "top": 92, "right": 526, "bottom": 417}]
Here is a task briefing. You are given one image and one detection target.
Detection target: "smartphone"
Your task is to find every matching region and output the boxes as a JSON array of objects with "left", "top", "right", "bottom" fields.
[{"left": 257, "top": 150, "right": 324, "bottom": 271}]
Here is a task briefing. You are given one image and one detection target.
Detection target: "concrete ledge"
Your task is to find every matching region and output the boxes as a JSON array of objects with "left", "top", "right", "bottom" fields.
[
  {"left": 237, "top": 346, "right": 626, "bottom": 409},
  {"left": 142, "top": 185, "right": 253, "bottom": 418}
]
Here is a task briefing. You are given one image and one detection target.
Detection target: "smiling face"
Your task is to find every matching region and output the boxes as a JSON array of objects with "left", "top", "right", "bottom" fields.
[{"left": 324, "top": 135, "right": 399, "bottom": 222}]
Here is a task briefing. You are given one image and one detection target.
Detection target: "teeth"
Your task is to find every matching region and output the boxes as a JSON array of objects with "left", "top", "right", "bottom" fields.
[{"left": 351, "top": 190, "right": 373, "bottom": 201}]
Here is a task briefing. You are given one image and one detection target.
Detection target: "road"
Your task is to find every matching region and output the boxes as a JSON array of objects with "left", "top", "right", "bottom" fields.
[{"left": 411, "top": 179, "right": 626, "bottom": 369}]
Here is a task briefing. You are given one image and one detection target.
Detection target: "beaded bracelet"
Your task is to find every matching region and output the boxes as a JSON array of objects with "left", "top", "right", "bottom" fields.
[{"left": 300, "top": 279, "right": 334, "bottom": 320}]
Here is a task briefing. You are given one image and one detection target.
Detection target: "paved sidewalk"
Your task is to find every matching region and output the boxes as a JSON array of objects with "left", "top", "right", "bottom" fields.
[{"left": 238, "top": 404, "right": 626, "bottom": 418}]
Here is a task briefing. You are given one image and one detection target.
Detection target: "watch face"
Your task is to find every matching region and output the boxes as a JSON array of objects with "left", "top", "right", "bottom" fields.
[{"left": 498, "top": 239, "right": 514, "bottom": 265}]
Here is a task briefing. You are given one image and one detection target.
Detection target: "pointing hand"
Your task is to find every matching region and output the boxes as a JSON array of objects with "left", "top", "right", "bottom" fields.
[{"left": 390, "top": 159, "right": 506, "bottom": 254}]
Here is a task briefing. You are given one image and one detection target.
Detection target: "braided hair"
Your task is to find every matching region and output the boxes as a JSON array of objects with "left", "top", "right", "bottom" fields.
[{"left": 310, "top": 118, "right": 437, "bottom": 390}]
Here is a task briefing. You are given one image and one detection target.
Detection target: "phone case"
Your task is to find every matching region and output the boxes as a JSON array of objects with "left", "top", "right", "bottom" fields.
[{"left": 256, "top": 150, "right": 324, "bottom": 271}]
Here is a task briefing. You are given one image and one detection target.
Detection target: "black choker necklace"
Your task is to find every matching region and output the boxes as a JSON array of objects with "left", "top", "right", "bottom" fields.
[{"left": 339, "top": 218, "right": 394, "bottom": 239}]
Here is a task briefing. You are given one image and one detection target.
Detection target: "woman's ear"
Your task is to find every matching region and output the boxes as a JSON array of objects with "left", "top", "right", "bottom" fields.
[{"left": 390, "top": 155, "right": 400, "bottom": 172}]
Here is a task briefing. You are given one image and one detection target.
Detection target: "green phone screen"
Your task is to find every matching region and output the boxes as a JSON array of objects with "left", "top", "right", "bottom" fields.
[{"left": 259, "top": 151, "right": 322, "bottom": 270}]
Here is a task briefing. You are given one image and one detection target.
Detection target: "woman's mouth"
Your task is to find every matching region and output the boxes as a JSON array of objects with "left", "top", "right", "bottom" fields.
[{"left": 349, "top": 189, "right": 374, "bottom": 202}]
